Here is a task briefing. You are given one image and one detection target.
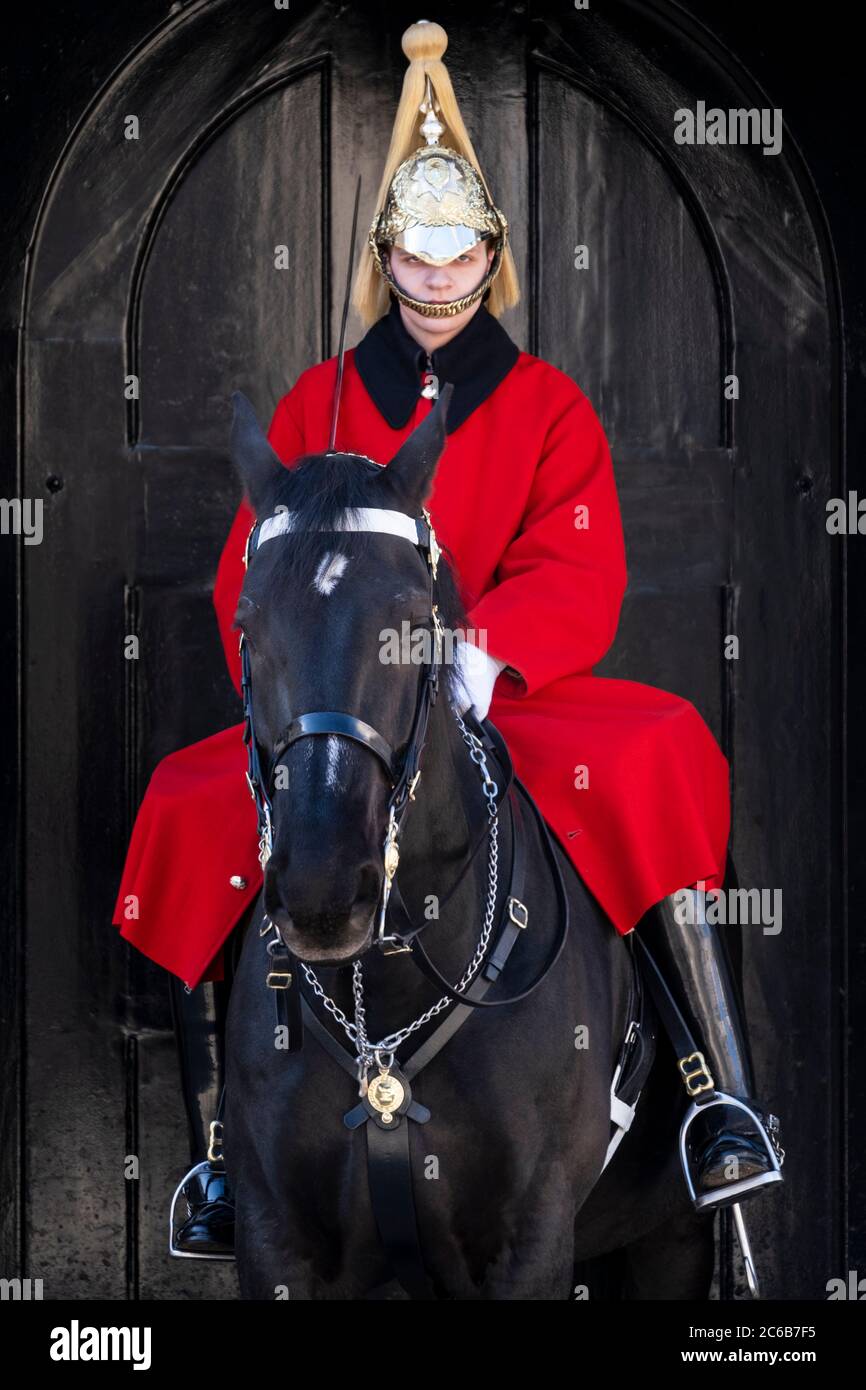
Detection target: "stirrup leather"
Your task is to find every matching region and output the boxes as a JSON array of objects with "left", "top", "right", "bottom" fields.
[{"left": 678, "top": 1090, "right": 785, "bottom": 1211}]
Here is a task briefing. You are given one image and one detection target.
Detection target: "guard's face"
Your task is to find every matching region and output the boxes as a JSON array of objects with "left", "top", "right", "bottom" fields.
[{"left": 387, "top": 241, "right": 495, "bottom": 338}]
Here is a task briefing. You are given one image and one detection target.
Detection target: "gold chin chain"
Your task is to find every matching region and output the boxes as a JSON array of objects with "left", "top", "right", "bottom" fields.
[
  {"left": 369, "top": 231, "right": 507, "bottom": 319},
  {"left": 387, "top": 279, "right": 489, "bottom": 318}
]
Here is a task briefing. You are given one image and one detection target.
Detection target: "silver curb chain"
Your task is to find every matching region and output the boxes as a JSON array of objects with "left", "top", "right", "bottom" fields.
[{"left": 300, "top": 711, "right": 501, "bottom": 1090}]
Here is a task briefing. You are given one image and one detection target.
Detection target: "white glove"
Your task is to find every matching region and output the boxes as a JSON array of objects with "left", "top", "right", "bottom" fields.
[{"left": 450, "top": 638, "right": 507, "bottom": 722}]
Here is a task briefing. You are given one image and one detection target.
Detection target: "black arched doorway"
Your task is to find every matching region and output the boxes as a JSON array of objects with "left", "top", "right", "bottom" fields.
[{"left": 16, "top": 0, "right": 841, "bottom": 1298}]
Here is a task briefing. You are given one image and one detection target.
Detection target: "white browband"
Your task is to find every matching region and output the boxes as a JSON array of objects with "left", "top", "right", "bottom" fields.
[{"left": 257, "top": 507, "right": 421, "bottom": 548}]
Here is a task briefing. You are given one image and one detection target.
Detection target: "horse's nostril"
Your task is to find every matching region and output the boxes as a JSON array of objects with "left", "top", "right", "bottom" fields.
[{"left": 355, "top": 861, "right": 382, "bottom": 906}]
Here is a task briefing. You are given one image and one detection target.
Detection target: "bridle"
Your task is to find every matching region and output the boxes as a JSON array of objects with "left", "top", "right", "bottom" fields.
[
  {"left": 238, "top": 496, "right": 571, "bottom": 1014},
  {"left": 232, "top": 489, "right": 574, "bottom": 1300},
  {"left": 241, "top": 501, "right": 448, "bottom": 949}
]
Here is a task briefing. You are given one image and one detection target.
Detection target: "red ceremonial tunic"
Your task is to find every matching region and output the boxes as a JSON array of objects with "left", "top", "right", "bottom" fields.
[{"left": 112, "top": 302, "right": 730, "bottom": 987}]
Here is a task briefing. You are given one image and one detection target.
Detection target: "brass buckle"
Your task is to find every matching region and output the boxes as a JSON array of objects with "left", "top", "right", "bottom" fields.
[
  {"left": 508, "top": 897, "right": 529, "bottom": 929},
  {"left": 207, "top": 1119, "right": 224, "bottom": 1164},
  {"left": 679, "top": 1050, "right": 715, "bottom": 1096},
  {"left": 266, "top": 970, "right": 292, "bottom": 990}
]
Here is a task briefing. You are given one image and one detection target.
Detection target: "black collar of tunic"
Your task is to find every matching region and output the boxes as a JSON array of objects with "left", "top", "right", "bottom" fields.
[{"left": 353, "top": 295, "right": 520, "bottom": 434}]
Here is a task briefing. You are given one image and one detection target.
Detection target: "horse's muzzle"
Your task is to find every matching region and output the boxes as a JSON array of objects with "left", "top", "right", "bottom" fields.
[{"left": 263, "top": 857, "right": 380, "bottom": 964}]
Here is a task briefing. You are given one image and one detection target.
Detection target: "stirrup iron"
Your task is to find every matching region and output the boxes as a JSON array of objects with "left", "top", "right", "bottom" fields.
[
  {"left": 679, "top": 1090, "right": 784, "bottom": 1212},
  {"left": 169, "top": 1162, "right": 236, "bottom": 1261},
  {"left": 169, "top": 1119, "right": 235, "bottom": 1261}
]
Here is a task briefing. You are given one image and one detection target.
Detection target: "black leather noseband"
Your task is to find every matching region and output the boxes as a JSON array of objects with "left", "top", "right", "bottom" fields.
[{"left": 273, "top": 711, "right": 397, "bottom": 780}]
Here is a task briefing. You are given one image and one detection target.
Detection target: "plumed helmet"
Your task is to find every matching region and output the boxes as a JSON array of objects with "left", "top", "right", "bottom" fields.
[{"left": 353, "top": 20, "right": 520, "bottom": 325}]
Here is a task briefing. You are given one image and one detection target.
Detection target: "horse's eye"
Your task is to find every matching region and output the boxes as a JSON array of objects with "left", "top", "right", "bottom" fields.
[{"left": 235, "top": 596, "right": 261, "bottom": 650}]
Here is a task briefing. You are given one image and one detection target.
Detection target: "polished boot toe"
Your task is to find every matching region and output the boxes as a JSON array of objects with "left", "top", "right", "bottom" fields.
[
  {"left": 174, "top": 1166, "right": 235, "bottom": 1255},
  {"left": 685, "top": 1099, "right": 784, "bottom": 1209},
  {"left": 691, "top": 1104, "right": 777, "bottom": 1186}
]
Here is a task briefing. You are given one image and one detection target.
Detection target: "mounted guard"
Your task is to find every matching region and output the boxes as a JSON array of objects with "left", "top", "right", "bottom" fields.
[{"left": 111, "top": 18, "right": 783, "bottom": 1288}]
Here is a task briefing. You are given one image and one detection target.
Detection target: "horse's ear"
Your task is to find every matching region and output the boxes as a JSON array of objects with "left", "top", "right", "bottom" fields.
[
  {"left": 229, "top": 390, "right": 284, "bottom": 517},
  {"left": 380, "top": 382, "right": 454, "bottom": 510}
]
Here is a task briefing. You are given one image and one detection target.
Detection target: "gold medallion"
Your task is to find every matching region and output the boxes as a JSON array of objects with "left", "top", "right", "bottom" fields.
[{"left": 367, "top": 1069, "right": 405, "bottom": 1117}]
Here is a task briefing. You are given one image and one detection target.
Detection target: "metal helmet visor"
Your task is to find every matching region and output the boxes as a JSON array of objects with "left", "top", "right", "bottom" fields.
[{"left": 392, "top": 222, "right": 486, "bottom": 265}]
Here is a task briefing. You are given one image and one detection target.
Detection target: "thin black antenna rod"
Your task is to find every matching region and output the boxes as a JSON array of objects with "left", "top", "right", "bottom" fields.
[{"left": 328, "top": 174, "right": 363, "bottom": 452}]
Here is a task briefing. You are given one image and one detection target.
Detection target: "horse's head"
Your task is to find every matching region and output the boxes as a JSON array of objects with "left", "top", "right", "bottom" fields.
[{"left": 229, "top": 384, "right": 467, "bottom": 966}]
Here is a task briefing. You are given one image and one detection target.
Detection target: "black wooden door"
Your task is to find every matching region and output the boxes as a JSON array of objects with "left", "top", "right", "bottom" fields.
[{"left": 18, "top": 0, "right": 842, "bottom": 1298}]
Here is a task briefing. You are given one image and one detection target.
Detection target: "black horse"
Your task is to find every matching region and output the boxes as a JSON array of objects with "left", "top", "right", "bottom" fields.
[{"left": 223, "top": 387, "right": 715, "bottom": 1300}]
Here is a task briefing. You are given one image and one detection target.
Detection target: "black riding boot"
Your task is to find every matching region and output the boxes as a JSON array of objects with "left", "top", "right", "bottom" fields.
[
  {"left": 633, "top": 873, "right": 785, "bottom": 1212},
  {"left": 168, "top": 971, "right": 235, "bottom": 1258}
]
